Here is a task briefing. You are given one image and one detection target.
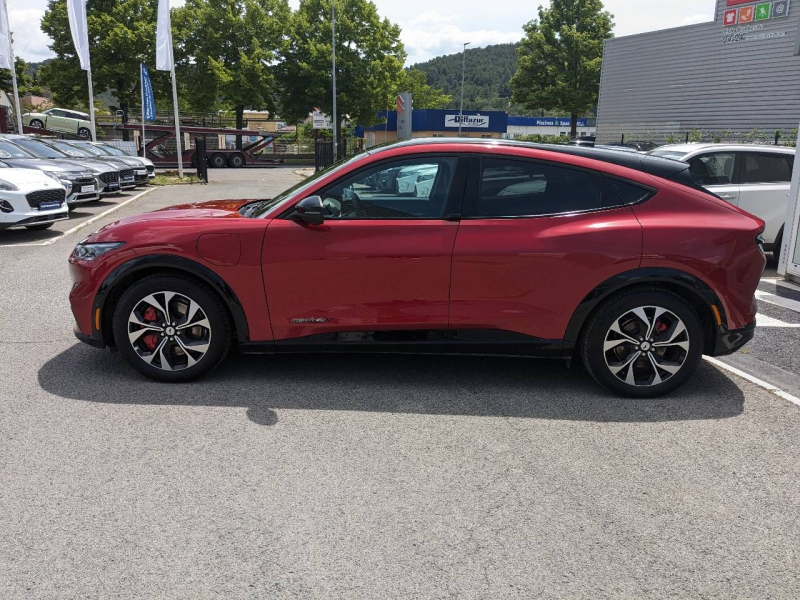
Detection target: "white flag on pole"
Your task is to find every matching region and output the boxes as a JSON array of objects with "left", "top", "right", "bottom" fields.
[
  {"left": 156, "top": 0, "right": 173, "bottom": 71},
  {"left": 67, "top": 0, "right": 90, "bottom": 70},
  {"left": 0, "top": 0, "right": 14, "bottom": 70}
]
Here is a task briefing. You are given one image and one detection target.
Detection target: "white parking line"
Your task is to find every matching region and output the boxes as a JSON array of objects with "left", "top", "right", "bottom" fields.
[
  {"left": 0, "top": 187, "right": 156, "bottom": 248},
  {"left": 756, "top": 313, "right": 800, "bottom": 327},
  {"left": 704, "top": 356, "right": 800, "bottom": 408},
  {"left": 755, "top": 289, "right": 800, "bottom": 313}
]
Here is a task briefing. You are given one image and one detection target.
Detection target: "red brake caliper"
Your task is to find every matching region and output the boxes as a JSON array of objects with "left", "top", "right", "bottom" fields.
[
  {"left": 654, "top": 320, "right": 668, "bottom": 336},
  {"left": 141, "top": 307, "right": 159, "bottom": 351}
]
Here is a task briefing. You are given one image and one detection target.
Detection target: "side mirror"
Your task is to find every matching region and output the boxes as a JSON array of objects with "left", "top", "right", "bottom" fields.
[{"left": 293, "top": 195, "right": 325, "bottom": 226}]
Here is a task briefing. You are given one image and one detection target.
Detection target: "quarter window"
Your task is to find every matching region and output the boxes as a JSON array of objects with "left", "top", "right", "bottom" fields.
[
  {"left": 739, "top": 152, "right": 792, "bottom": 184},
  {"left": 317, "top": 157, "right": 458, "bottom": 219},
  {"left": 466, "top": 157, "right": 619, "bottom": 218},
  {"left": 687, "top": 153, "right": 735, "bottom": 186}
]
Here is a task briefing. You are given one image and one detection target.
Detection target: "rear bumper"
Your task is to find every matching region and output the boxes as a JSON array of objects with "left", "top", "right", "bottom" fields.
[{"left": 710, "top": 320, "right": 756, "bottom": 356}]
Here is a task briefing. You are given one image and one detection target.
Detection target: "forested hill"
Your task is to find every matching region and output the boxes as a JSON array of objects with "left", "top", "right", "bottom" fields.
[{"left": 412, "top": 43, "right": 538, "bottom": 115}]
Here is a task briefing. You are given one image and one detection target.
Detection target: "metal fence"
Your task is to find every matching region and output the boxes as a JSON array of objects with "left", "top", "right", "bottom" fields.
[{"left": 600, "top": 128, "right": 799, "bottom": 148}]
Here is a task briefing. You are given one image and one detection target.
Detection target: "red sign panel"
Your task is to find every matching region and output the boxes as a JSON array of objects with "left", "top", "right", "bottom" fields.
[
  {"left": 723, "top": 8, "right": 738, "bottom": 25},
  {"left": 727, "top": 0, "right": 753, "bottom": 5}
]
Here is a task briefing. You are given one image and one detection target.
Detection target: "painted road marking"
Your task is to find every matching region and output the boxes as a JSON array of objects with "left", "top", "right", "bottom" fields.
[
  {"left": 757, "top": 313, "right": 800, "bottom": 327},
  {"left": 705, "top": 356, "right": 800, "bottom": 409},
  {"left": 0, "top": 188, "right": 156, "bottom": 248},
  {"left": 755, "top": 289, "right": 800, "bottom": 313}
]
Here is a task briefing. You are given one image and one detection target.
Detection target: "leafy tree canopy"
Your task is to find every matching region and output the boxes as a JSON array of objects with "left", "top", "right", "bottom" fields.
[
  {"left": 510, "top": 0, "right": 613, "bottom": 136},
  {"left": 0, "top": 57, "right": 42, "bottom": 98},
  {"left": 396, "top": 68, "right": 451, "bottom": 110}
]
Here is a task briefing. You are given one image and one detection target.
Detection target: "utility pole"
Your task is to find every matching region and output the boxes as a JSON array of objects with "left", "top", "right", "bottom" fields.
[
  {"left": 459, "top": 42, "right": 470, "bottom": 137},
  {"left": 331, "top": 0, "right": 337, "bottom": 161}
]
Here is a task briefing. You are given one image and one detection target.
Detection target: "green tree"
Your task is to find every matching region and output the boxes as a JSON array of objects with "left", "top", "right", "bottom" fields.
[
  {"left": 279, "top": 0, "right": 405, "bottom": 143},
  {"left": 39, "top": 0, "right": 171, "bottom": 138},
  {"left": 397, "top": 68, "right": 450, "bottom": 109},
  {"left": 173, "top": 0, "right": 290, "bottom": 148},
  {"left": 510, "top": 0, "right": 613, "bottom": 137},
  {"left": 0, "top": 57, "right": 43, "bottom": 98}
]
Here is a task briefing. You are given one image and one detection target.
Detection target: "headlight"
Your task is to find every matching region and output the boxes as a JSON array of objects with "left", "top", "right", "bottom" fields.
[
  {"left": 0, "top": 178, "right": 18, "bottom": 191},
  {"left": 73, "top": 242, "right": 125, "bottom": 261}
]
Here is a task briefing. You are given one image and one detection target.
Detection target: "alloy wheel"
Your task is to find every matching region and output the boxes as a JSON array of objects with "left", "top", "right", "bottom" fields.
[
  {"left": 603, "top": 305, "right": 690, "bottom": 387},
  {"left": 127, "top": 291, "right": 212, "bottom": 371}
]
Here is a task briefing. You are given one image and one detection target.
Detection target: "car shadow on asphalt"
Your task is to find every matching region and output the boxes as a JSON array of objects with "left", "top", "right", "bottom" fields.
[
  {"left": 38, "top": 344, "right": 745, "bottom": 426},
  {"left": 0, "top": 228, "right": 62, "bottom": 244}
]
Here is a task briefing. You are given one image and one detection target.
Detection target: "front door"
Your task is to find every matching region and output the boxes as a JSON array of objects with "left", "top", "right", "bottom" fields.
[{"left": 262, "top": 155, "right": 467, "bottom": 346}]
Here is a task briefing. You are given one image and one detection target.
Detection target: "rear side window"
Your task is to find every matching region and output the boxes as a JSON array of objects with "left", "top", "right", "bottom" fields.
[
  {"left": 605, "top": 178, "right": 653, "bottom": 204},
  {"left": 467, "top": 158, "right": 620, "bottom": 218},
  {"left": 739, "top": 152, "right": 792, "bottom": 184},
  {"left": 687, "top": 153, "right": 735, "bottom": 186}
]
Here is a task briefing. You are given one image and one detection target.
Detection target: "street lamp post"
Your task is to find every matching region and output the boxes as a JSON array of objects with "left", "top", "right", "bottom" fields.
[{"left": 458, "top": 42, "right": 470, "bottom": 137}]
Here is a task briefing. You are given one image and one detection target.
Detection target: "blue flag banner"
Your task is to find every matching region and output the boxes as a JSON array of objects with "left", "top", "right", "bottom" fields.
[{"left": 141, "top": 63, "right": 156, "bottom": 121}]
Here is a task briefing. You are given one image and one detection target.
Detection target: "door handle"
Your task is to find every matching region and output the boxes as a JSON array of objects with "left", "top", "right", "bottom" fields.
[{"left": 717, "top": 193, "right": 736, "bottom": 200}]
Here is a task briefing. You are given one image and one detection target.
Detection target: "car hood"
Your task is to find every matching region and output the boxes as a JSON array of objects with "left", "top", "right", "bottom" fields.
[
  {"left": 2, "top": 157, "right": 93, "bottom": 174},
  {"left": 0, "top": 167, "right": 65, "bottom": 188},
  {"left": 59, "top": 158, "right": 117, "bottom": 173},
  {"left": 110, "top": 156, "right": 146, "bottom": 168}
]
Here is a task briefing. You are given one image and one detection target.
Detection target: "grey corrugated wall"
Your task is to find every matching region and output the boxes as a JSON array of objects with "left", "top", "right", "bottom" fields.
[{"left": 596, "top": 0, "right": 800, "bottom": 143}]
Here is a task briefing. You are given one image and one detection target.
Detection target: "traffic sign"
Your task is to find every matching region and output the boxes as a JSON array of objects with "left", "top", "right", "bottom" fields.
[
  {"left": 723, "top": 8, "right": 738, "bottom": 25},
  {"left": 739, "top": 5, "right": 755, "bottom": 22},
  {"left": 755, "top": 2, "right": 771, "bottom": 20}
]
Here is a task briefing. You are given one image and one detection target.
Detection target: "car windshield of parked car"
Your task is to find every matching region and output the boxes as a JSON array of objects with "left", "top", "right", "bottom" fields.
[
  {"left": 97, "top": 144, "right": 128, "bottom": 156},
  {"left": 0, "top": 140, "right": 35, "bottom": 159},
  {"left": 49, "top": 142, "right": 93, "bottom": 158},
  {"left": 243, "top": 151, "right": 373, "bottom": 218},
  {"left": 13, "top": 138, "right": 69, "bottom": 159},
  {"left": 73, "top": 143, "right": 105, "bottom": 157}
]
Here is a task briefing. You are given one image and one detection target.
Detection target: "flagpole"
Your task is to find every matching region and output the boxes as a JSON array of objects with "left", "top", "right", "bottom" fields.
[
  {"left": 170, "top": 63, "right": 183, "bottom": 177},
  {"left": 1, "top": 0, "right": 22, "bottom": 134},
  {"left": 86, "top": 59, "right": 96, "bottom": 141},
  {"left": 140, "top": 64, "right": 146, "bottom": 157}
]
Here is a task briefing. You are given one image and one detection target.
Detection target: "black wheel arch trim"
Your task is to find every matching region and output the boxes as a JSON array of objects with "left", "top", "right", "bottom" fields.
[
  {"left": 562, "top": 267, "right": 728, "bottom": 356},
  {"left": 93, "top": 254, "right": 249, "bottom": 346}
]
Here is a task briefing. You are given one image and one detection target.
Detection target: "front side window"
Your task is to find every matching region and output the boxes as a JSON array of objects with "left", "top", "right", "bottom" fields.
[
  {"left": 48, "top": 109, "right": 66, "bottom": 117},
  {"left": 687, "top": 153, "right": 735, "bottom": 186},
  {"left": 739, "top": 152, "right": 792, "bottom": 184},
  {"left": 316, "top": 157, "right": 458, "bottom": 219},
  {"left": 466, "top": 157, "right": 618, "bottom": 218}
]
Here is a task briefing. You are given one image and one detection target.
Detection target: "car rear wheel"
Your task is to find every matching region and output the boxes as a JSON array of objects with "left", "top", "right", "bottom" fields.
[
  {"left": 112, "top": 275, "right": 232, "bottom": 382},
  {"left": 581, "top": 288, "right": 703, "bottom": 398},
  {"left": 210, "top": 153, "right": 227, "bottom": 168},
  {"left": 29, "top": 119, "right": 44, "bottom": 129},
  {"left": 78, "top": 127, "right": 92, "bottom": 139}
]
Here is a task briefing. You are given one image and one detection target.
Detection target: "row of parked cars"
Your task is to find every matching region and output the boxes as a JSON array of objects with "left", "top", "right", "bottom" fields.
[{"left": 0, "top": 136, "right": 155, "bottom": 232}]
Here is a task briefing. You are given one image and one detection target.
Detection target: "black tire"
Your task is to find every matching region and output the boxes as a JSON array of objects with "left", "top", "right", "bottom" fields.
[
  {"left": 29, "top": 119, "right": 44, "bottom": 129},
  {"left": 210, "top": 153, "right": 227, "bottom": 168},
  {"left": 25, "top": 222, "right": 54, "bottom": 230},
  {"left": 580, "top": 287, "right": 704, "bottom": 398},
  {"left": 227, "top": 153, "right": 245, "bottom": 168},
  {"left": 112, "top": 275, "right": 232, "bottom": 382},
  {"left": 78, "top": 127, "right": 92, "bottom": 139}
]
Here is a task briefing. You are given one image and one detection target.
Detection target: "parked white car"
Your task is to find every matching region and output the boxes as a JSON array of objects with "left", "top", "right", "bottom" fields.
[
  {"left": 650, "top": 144, "right": 794, "bottom": 261},
  {"left": 395, "top": 165, "right": 438, "bottom": 196},
  {"left": 0, "top": 162, "right": 69, "bottom": 231}
]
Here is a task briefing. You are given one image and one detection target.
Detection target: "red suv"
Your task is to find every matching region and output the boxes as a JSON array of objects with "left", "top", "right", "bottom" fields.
[{"left": 69, "top": 140, "right": 765, "bottom": 397}]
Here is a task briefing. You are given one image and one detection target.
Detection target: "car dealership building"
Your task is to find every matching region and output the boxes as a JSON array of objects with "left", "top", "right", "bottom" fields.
[{"left": 596, "top": 0, "right": 800, "bottom": 143}]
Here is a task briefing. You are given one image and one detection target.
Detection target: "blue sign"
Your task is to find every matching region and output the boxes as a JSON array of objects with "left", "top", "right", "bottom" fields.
[{"left": 140, "top": 64, "right": 156, "bottom": 122}]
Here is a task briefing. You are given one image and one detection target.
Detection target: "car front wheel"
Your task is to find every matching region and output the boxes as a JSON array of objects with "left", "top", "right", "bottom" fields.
[
  {"left": 581, "top": 288, "right": 703, "bottom": 398},
  {"left": 112, "top": 275, "right": 232, "bottom": 382},
  {"left": 29, "top": 119, "right": 44, "bottom": 129}
]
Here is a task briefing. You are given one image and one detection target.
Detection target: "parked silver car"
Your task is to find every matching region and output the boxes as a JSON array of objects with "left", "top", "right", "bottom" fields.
[{"left": 70, "top": 141, "right": 153, "bottom": 184}]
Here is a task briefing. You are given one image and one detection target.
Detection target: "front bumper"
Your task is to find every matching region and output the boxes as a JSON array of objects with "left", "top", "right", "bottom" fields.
[
  {"left": 711, "top": 320, "right": 756, "bottom": 356},
  {"left": 74, "top": 329, "right": 106, "bottom": 348},
  {"left": 0, "top": 211, "right": 69, "bottom": 230}
]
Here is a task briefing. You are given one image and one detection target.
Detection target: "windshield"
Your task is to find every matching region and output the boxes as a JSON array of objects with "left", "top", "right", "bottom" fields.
[
  {"left": 73, "top": 143, "right": 105, "bottom": 156},
  {"left": 0, "top": 141, "right": 34, "bottom": 159},
  {"left": 50, "top": 142, "right": 93, "bottom": 158},
  {"left": 98, "top": 144, "right": 127, "bottom": 156},
  {"left": 14, "top": 138, "right": 69, "bottom": 159},
  {"left": 650, "top": 150, "right": 688, "bottom": 161},
  {"left": 246, "top": 152, "right": 373, "bottom": 218}
]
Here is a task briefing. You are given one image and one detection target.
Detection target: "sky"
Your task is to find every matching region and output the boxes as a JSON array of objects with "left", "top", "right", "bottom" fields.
[{"left": 9, "top": 0, "right": 717, "bottom": 66}]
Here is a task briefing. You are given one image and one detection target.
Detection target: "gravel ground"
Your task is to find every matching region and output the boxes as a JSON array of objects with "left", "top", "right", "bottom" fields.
[{"left": 0, "top": 169, "right": 798, "bottom": 599}]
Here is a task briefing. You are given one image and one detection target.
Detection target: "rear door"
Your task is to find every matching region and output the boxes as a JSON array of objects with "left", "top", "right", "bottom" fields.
[
  {"left": 449, "top": 155, "right": 643, "bottom": 348},
  {"left": 262, "top": 155, "right": 467, "bottom": 345},
  {"left": 686, "top": 151, "right": 739, "bottom": 205},
  {"left": 735, "top": 150, "right": 792, "bottom": 245}
]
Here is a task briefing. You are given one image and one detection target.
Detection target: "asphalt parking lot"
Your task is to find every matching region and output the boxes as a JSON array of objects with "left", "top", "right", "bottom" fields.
[{"left": 1, "top": 168, "right": 799, "bottom": 598}]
